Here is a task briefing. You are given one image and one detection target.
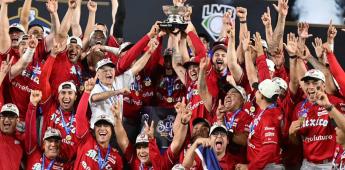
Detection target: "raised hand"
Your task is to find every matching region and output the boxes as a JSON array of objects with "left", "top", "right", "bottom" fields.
[
  {"left": 241, "top": 31, "right": 251, "bottom": 52},
  {"left": 297, "top": 22, "right": 312, "bottom": 39},
  {"left": 194, "top": 137, "right": 211, "bottom": 147},
  {"left": 84, "top": 77, "right": 97, "bottom": 93},
  {"left": 184, "top": 6, "right": 192, "bottom": 22},
  {"left": 144, "top": 121, "right": 155, "bottom": 139},
  {"left": 46, "top": 0, "right": 58, "bottom": 14},
  {"left": 28, "top": 35, "right": 38, "bottom": 49},
  {"left": 185, "top": 22, "right": 195, "bottom": 33},
  {"left": 253, "top": 32, "right": 264, "bottom": 56},
  {"left": 261, "top": 7, "right": 271, "bottom": 27},
  {"left": 68, "top": 0, "right": 77, "bottom": 9},
  {"left": 289, "top": 119, "right": 301, "bottom": 135},
  {"left": 0, "top": 0, "right": 16, "bottom": 4},
  {"left": 147, "top": 38, "right": 159, "bottom": 54},
  {"left": 315, "top": 91, "right": 331, "bottom": 108},
  {"left": 0, "top": 54, "right": 13, "bottom": 76},
  {"left": 180, "top": 107, "right": 192, "bottom": 125},
  {"left": 236, "top": 7, "right": 247, "bottom": 21},
  {"left": 327, "top": 20, "right": 337, "bottom": 43},
  {"left": 222, "top": 11, "right": 232, "bottom": 25},
  {"left": 51, "top": 39, "right": 64, "bottom": 57},
  {"left": 312, "top": 37, "right": 324, "bottom": 58},
  {"left": 199, "top": 57, "right": 209, "bottom": 72},
  {"left": 283, "top": 33, "right": 298, "bottom": 57},
  {"left": 111, "top": 102, "right": 121, "bottom": 120},
  {"left": 273, "top": 0, "right": 289, "bottom": 16},
  {"left": 173, "top": 0, "right": 186, "bottom": 6},
  {"left": 30, "top": 90, "right": 42, "bottom": 106},
  {"left": 216, "top": 100, "right": 226, "bottom": 123},
  {"left": 87, "top": 0, "right": 97, "bottom": 12},
  {"left": 174, "top": 97, "right": 186, "bottom": 114},
  {"left": 147, "top": 21, "right": 160, "bottom": 38}
]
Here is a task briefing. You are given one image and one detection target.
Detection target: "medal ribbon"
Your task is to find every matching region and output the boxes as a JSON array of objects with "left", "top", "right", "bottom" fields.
[
  {"left": 139, "top": 163, "right": 153, "bottom": 170},
  {"left": 298, "top": 99, "right": 312, "bottom": 118},
  {"left": 224, "top": 109, "right": 241, "bottom": 131},
  {"left": 249, "top": 103, "right": 276, "bottom": 138},
  {"left": 166, "top": 77, "right": 174, "bottom": 97},
  {"left": 58, "top": 107, "right": 74, "bottom": 135},
  {"left": 41, "top": 154, "right": 55, "bottom": 170},
  {"left": 97, "top": 144, "right": 111, "bottom": 170},
  {"left": 99, "top": 82, "right": 117, "bottom": 104},
  {"left": 73, "top": 64, "right": 84, "bottom": 86}
]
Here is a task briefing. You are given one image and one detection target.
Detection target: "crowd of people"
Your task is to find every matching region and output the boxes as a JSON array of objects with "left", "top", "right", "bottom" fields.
[{"left": 0, "top": 0, "right": 345, "bottom": 169}]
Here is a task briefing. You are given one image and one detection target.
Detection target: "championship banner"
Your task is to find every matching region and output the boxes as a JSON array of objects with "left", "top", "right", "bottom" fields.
[{"left": 141, "top": 106, "right": 176, "bottom": 150}]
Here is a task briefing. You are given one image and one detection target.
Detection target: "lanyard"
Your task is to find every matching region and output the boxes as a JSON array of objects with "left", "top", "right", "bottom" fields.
[
  {"left": 166, "top": 77, "right": 174, "bottom": 97},
  {"left": 58, "top": 107, "right": 74, "bottom": 135},
  {"left": 298, "top": 99, "right": 313, "bottom": 117},
  {"left": 139, "top": 163, "right": 153, "bottom": 170},
  {"left": 72, "top": 64, "right": 83, "bottom": 85},
  {"left": 97, "top": 144, "right": 111, "bottom": 170},
  {"left": 224, "top": 108, "right": 241, "bottom": 131},
  {"left": 99, "top": 82, "right": 117, "bottom": 104},
  {"left": 41, "top": 154, "right": 55, "bottom": 170},
  {"left": 249, "top": 103, "right": 276, "bottom": 139}
]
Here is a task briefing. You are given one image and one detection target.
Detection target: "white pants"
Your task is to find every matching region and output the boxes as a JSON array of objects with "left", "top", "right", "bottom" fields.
[
  {"left": 300, "top": 159, "right": 332, "bottom": 170},
  {"left": 264, "top": 163, "right": 285, "bottom": 170}
]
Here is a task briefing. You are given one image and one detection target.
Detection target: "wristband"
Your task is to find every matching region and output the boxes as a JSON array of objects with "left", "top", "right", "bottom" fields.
[
  {"left": 181, "top": 119, "right": 188, "bottom": 125},
  {"left": 240, "top": 20, "right": 247, "bottom": 24},
  {"left": 22, "top": 48, "right": 35, "bottom": 63},
  {"left": 325, "top": 104, "right": 334, "bottom": 112},
  {"left": 289, "top": 55, "right": 297, "bottom": 59}
]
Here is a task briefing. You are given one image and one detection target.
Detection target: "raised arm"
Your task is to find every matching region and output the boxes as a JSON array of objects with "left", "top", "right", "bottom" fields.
[
  {"left": 242, "top": 31, "right": 258, "bottom": 90},
  {"left": 129, "top": 38, "right": 159, "bottom": 75},
  {"left": 182, "top": 138, "right": 211, "bottom": 169},
  {"left": 283, "top": 33, "right": 299, "bottom": 95},
  {"left": 226, "top": 22, "right": 243, "bottom": 83},
  {"left": 20, "top": 0, "right": 32, "bottom": 31},
  {"left": 10, "top": 36, "right": 38, "bottom": 80},
  {"left": 57, "top": 0, "right": 77, "bottom": 42},
  {"left": 111, "top": 101, "right": 129, "bottom": 153},
  {"left": 71, "top": 0, "right": 82, "bottom": 37},
  {"left": 82, "top": 0, "right": 97, "bottom": 49},
  {"left": 25, "top": 90, "right": 42, "bottom": 155},
  {"left": 254, "top": 32, "right": 271, "bottom": 82},
  {"left": 75, "top": 78, "right": 96, "bottom": 138},
  {"left": 171, "top": 33, "right": 187, "bottom": 85},
  {"left": 90, "top": 88, "right": 129, "bottom": 103},
  {"left": 45, "top": 0, "right": 60, "bottom": 52},
  {"left": 198, "top": 57, "right": 213, "bottom": 112},
  {"left": 109, "top": 0, "right": 119, "bottom": 35},
  {"left": 186, "top": 22, "right": 207, "bottom": 62},
  {"left": 0, "top": 1, "right": 12, "bottom": 53},
  {"left": 0, "top": 55, "right": 13, "bottom": 85},
  {"left": 270, "top": 0, "right": 289, "bottom": 52},
  {"left": 261, "top": 7, "right": 273, "bottom": 45},
  {"left": 170, "top": 103, "right": 191, "bottom": 155}
]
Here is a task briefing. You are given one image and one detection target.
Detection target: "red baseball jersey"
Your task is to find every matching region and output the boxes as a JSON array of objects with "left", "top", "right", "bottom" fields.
[
  {"left": 224, "top": 108, "right": 253, "bottom": 163},
  {"left": 0, "top": 132, "right": 23, "bottom": 170},
  {"left": 41, "top": 99, "right": 79, "bottom": 163},
  {"left": 73, "top": 133, "right": 123, "bottom": 170},
  {"left": 26, "top": 150, "right": 69, "bottom": 170},
  {"left": 247, "top": 106, "right": 282, "bottom": 169},
  {"left": 292, "top": 95, "right": 345, "bottom": 163},
  {"left": 332, "top": 145, "right": 345, "bottom": 169}
]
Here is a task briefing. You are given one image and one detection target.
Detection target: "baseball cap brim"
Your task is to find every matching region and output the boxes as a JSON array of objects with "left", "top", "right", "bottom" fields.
[
  {"left": 209, "top": 126, "right": 228, "bottom": 136},
  {"left": 0, "top": 111, "right": 18, "bottom": 117},
  {"left": 135, "top": 142, "right": 149, "bottom": 148},
  {"left": 96, "top": 63, "right": 115, "bottom": 71},
  {"left": 301, "top": 76, "right": 323, "bottom": 82},
  {"left": 44, "top": 135, "right": 62, "bottom": 141},
  {"left": 212, "top": 44, "right": 227, "bottom": 53}
]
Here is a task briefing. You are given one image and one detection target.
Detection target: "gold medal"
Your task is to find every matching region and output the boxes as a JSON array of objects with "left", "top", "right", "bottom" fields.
[
  {"left": 167, "top": 97, "right": 173, "bottom": 103},
  {"left": 66, "top": 135, "right": 72, "bottom": 141},
  {"left": 144, "top": 80, "right": 151, "bottom": 87},
  {"left": 250, "top": 106, "right": 255, "bottom": 113},
  {"left": 299, "top": 117, "right": 305, "bottom": 126}
]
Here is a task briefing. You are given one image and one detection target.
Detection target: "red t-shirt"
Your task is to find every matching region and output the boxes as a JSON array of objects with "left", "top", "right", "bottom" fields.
[
  {"left": 1, "top": 44, "right": 45, "bottom": 120},
  {"left": 154, "top": 69, "right": 186, "bottom": 108},
  {"left": 26, "top": 149, "right": 69, "bottom": 170},
  {"left": 49, "top": 51, "right": 83, "bottom": 98},
  {"left": 224, "top": 108, "right": 253, "bottom": 163},
  {"left": 193, "top": 152, "right": 237, "bottom": 170},
  {"left": 247, "top": 106, "right": 282, "bottom": 169},
  {"left": 0, "top": 132, "right": 23, "bottom": 170},
  {"left": 124, "top": 139, "right": 179, "bottom": 170},
  {"left": 292, "top": 95, "right": 345, "bottom": 163},
  {"left": 41, "top": 99, "right": 79, "bottom": 163},
  {"left": 73, "top": 133, "right": 123, "bottom": 170}
]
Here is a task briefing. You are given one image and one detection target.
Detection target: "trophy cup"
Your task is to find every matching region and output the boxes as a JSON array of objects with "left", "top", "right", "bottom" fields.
[{"left": 158, "top": 5, "right": 188, "bottom": 34}]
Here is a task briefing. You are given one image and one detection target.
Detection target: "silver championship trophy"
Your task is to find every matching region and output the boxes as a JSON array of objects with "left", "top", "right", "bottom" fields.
[{"left": 159, "top": 5, "right": 188, "bottom": 34}]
